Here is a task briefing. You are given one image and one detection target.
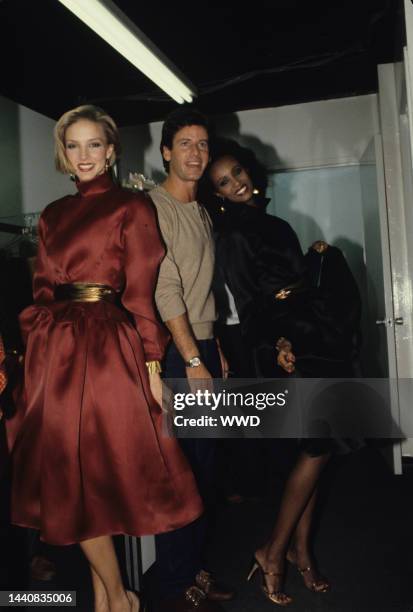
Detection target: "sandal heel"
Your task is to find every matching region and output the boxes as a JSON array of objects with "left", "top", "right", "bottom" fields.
[
  {"left": 247, "top": 561, "right": 259, "bottom": 582},
  {"left": 246, "top": 556, "right": 292, "bottom": 606}
]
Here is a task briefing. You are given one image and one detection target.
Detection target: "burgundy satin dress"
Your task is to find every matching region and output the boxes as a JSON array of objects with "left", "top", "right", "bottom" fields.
[{"left": 6, "top": 173, "right": 202, "bottom": 545}]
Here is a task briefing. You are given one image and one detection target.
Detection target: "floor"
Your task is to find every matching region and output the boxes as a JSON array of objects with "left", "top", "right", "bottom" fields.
[{"left": 2, "top": 446, "right": 413, "bottom": 612}]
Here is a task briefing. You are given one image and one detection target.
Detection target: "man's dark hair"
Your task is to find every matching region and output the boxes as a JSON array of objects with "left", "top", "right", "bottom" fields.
[{"left": 160, "top": 106, "right": 210, "bottom": 172}]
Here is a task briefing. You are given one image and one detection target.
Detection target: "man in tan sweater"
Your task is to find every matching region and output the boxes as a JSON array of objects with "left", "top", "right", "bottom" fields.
[
  {"left": 151, "top": 116, "right": 217, "bottom": 379},
  {"left": 150, "top": 108, "right": 232, "bottom": 612}
]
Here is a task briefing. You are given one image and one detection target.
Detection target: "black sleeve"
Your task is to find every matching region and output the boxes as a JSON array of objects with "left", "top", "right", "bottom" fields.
[{"left": 219, "top": 229, "right": 290, "bottom": 348}]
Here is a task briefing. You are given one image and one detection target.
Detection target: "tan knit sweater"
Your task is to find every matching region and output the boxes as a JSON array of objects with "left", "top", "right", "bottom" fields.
[{"left": 150, "top": 186, "right": 217, "bottom": 340}]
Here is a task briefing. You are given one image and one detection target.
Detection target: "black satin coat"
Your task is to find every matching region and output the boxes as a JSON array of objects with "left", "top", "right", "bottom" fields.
[{"left": 214, "top": 202, "right": 360, "bottom": 377}]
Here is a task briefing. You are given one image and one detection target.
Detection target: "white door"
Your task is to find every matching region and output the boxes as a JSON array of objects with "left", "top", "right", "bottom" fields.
[
  {"left": 360, "top": 130, "right": 403, "bottom": 474},
  {"left": 380, "top": 61, "right": 413, "bottom": 466},
  {"left": 398, "top": 51, "right": 413, "bottom": 458},
  {"left": 361, "top": 60, "right": 413, "bottom": 473}
]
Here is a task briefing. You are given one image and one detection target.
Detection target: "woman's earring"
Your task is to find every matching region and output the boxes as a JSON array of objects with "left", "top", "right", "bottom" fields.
[
  {"left": 69, "top": 173, "right": 76, "bottom": 182},
  {"left": 253, "top": 188, "right": 260, "bottom": 195},
  {"left": 218, "top": 196, "right": 226, "bottom": 213},
  {"left": 105, "top": 158, "right": 110, "bottom": 172}
]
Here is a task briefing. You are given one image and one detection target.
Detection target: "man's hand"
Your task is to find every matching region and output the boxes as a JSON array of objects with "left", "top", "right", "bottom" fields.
[
  {"left": 186, "top": 362, "right": 214, "bottom": 394},
  {"left": 163, "top": 314, "right": 217, "bottom": 390}
]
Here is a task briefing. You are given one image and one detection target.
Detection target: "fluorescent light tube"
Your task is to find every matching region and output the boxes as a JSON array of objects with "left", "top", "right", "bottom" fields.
[{"left": 58, "top": 0, "right": 196, "bottom": 103}]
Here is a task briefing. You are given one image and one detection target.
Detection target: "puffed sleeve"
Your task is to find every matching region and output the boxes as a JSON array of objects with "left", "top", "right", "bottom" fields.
[
  {"left": 33, "top": 214, "right": 55, "bottom": 304},
  {"left": 121, "top": 195, "right": 169, "bottom": 361}
]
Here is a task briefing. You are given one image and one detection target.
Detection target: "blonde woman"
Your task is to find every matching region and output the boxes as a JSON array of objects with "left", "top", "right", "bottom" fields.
[{"left": 7, "top": 106, "right": 202, "bottom": 612}]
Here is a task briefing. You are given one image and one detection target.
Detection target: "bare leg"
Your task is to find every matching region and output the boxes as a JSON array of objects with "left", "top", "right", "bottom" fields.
[
  {"left": 290, "top": 487, "right": 318, "bottom": 559},
  {"left": 255, "top": 451, "right": 330, "bottom": 595},
  {"left": 79, "top": 535, "right": 139, "bottom": 612},
  {"left": 287, "top": 487, "right": 330, "bottom": 591},
  {"left": 91, "top": 567, "right": 109, "bottom": 612}
]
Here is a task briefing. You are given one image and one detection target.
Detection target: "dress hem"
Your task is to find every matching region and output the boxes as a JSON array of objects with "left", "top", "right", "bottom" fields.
[{"left": 11, "top": 508, "right": 204, "bottom": 546}]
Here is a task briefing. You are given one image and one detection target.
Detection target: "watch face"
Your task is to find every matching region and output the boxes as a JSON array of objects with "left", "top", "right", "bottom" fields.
[{"left": 189, "top": 357, "right": 201, "bottom": 367}]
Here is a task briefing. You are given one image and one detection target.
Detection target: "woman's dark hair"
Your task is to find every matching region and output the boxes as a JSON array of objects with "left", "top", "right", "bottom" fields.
[
  {"left": 199, "top": 138, "right": 269, "bottom": 226},
  {"left": 160, "top": 106, "right": 210, "bottom": 172},
  {"left": 209, "top": 138, "right": 268, "bottom": 195}
]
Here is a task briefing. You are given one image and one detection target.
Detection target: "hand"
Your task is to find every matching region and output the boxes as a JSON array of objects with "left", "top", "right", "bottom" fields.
[
  {"left": 277, "top": 348, "right": 296, "bottom": 373},
  {"left": 148, "top": 372, "right": 176, "bottom": 415},
  {"left": 276, "top": 337, "right": 296, "bottom": 374},
  {"left": 148, "top": 371, "right": 163, "bottom": 408},
  {"left": 186, "top": 362, "right": 214, "bottom": 394}
]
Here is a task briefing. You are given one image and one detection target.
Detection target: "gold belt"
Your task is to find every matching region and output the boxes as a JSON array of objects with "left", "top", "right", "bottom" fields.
[{"left": 54, "top": 283, "right": 117, "bottom": 303}]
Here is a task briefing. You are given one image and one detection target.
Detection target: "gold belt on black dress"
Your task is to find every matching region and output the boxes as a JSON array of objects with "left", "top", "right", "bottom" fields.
[{"left": 54, "top": 283, "right": 117, "bottom": 303}]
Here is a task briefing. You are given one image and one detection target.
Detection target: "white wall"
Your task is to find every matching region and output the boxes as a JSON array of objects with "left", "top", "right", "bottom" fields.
[
  {"left": 0, "top": 95, "right": 23, "bottom": 217},
  {"left": 119, "top": 122, "right": 163, "bottom": 184},
  {"left": 214, "top": 95, "right": 378, "bottom": 170},
  {"left": 19, "top": 105, "right": 73, "bottom": 214},
  {"left": 119, "top": 93, "right": 377, "bottom": 293},
  {"left": 119, "top": 94, "right": 386, "bottom": 386},
  {"left": 119, "top": 94, "right": 378, "bottom": 180},
  {"left": 0, "top": 95, "right": 72, "bottom": 221},
  {"left": 267, "top": 166, "right": 365, "bottom": 258},
  {"left": 2, "top": 94, "right": 378, "bottom": 217}
]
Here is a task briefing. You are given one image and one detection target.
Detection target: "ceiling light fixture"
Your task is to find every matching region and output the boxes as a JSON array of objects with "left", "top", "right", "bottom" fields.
[{"left": 57, "top": 0, "right": 196, "bottom": 104}]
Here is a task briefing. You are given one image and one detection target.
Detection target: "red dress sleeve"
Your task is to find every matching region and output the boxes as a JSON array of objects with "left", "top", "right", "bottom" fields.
[
  {"left": 33, "top": 214, "right": 54, "bottom": 304},
  {"left": 121, "top": 195, "right": 169, "bottom": 361}
]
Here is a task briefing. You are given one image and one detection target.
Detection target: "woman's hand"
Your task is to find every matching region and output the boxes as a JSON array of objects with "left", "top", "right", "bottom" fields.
[
  {"left": 276, "top": 337, "right": 296, "bottom": 374},
  {"left": 148, "top": 371, "right": 163, "bottom": 407},
  {"left": 149, "top": 372, "right": 175, "bottom": 415}
]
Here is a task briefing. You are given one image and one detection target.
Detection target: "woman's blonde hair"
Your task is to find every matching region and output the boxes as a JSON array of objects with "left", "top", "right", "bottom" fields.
[{"left": 54, "top": 105, "right": 121, "bottom": 174}]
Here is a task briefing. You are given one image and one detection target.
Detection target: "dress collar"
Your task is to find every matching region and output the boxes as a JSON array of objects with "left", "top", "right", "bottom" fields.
[
  {"left": 76, "top": 172, "right": 115, "bottom": 197},
  {"left": 222, "top": 198, "right": 268, "bottom": 217}
]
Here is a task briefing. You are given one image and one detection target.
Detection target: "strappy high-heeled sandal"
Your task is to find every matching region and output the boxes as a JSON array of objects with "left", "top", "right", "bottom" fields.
[
  {"left": 247, "top": 558, "right": 293, "bottom": 606},
  {"left": 286, "top": 554, "right": 330, "bottom": 593},
  {"left": 296, "top": 565, "right": 330, "bottom": 592}
]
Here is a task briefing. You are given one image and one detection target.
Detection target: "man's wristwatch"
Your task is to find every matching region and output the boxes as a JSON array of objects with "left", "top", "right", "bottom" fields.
[{"left": 185, "top": 356, "right": 202, "bottom": 368}]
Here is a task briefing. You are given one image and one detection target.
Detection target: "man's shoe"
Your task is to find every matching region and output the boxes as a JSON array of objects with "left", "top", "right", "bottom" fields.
[
  {"left": 195, "top": 570, "right": 235, "bottom": 601},
  {"left": 158, "top": 586, "right": 224, "bottom": 611}
]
